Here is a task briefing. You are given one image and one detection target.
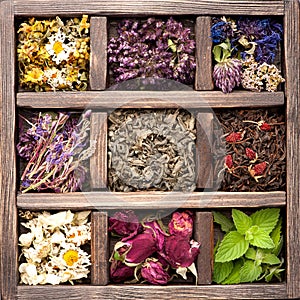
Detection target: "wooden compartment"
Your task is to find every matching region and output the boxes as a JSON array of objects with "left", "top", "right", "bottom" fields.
[{"left": 1, "top": 1, "right": 300, "bottom": 299}]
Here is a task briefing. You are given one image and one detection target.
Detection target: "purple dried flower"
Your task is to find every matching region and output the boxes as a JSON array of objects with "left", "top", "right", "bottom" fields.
[
  {"left": 213, "top": 58, "right": 242, "bottom": 93},
  {"left": 162, "top": 235, "right": 200, "bottom": 268},
  {"left": 110, "top": 260, "right": 135, "bottom": 283},
  {"left": 168, "top": 210, "right": 194, "bottom": 238},
  {"left": 140, "top": 258, "right": 170, "bottom": 285},
  {"left": 17, "top": 111, "right": 95, "bottom": 193},
  {"left": 108, "top": 17, "right": 196, "bottom": 85},
  {"left": 109, "top": 210, "right": 141, "bottom": 238}
]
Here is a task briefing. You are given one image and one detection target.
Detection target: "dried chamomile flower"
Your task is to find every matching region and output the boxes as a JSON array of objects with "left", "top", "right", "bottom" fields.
[
  {"left": 19, "top": 210, "right": 91, "bottom": 285},
  {"left": 17, "top": 15, "right": 90, "bottom": 91},
  {"left": 241, "top": 56, "right": 285, "bottom": 92}
]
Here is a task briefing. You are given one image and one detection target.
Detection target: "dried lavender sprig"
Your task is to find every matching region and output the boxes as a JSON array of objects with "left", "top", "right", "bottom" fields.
[{"left": 17, "top": 110, "right": 95, "bottom": 193}]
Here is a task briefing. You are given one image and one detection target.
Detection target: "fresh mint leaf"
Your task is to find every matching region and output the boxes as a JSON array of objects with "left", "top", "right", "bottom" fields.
[
  {"left": 232, "top": 209, "right": 252, "bottom": 234},
  {"left": 262, "top": 253, "right": 281, "bottom": 265},
  {"left": 213, "top": 211, "right": 234, "bottom": 233},
  {"left": 251, "top": 208, "right": 280, "bottom": 234},
  {"left": 221, "top": 259, "right": 243, "bottom": 284},
  {"left": 213, "top": 261, "right": 233, "bottom": 283},
  {"left": 215, "top": 231, "right": 249, "bottom": 262},
  {"left": 245, "top": 247, "right": 257, "bottom": 261},
  {"left": 272, "top": 236, "right": 283, "bottom": 256},
  {"left": 240, "top": 260, "right": 262, "bottom": 282},
  {"left": 270, "top": 217, "right": 282, "bottom": 249},
  {"left": 249, "top": 228, "right": 275, "bottom": 249}
]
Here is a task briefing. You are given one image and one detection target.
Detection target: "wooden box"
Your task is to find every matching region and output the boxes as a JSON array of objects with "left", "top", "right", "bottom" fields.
[{"left": 1, "top": 1, "right": 299, "bottom": 299}]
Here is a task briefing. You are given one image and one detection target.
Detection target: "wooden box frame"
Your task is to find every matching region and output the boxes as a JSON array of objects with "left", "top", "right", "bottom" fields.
[{"left": 0, "top": 0, "right": 299, "bottom": 299}]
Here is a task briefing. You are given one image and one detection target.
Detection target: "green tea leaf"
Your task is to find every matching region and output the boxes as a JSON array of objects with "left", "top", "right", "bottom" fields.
[
  {"left": 240, "top": 260, "right": 262, "bottom": 283},
  {"left": 249, "top": 228, "right": 275, "bottom": 249},
  {"left": 213, "top": 211, "right": 234, "bottom": 233},
  {"left": 262, "top": 253, "right": 281, "bottom": 265},
  {"left": 232, "top": 209, "right": 252, "bottom": 234},
  {"left": 221, "top": 259, "right": 243, "bottom": 284},
  {"left": 251, "top": 208, "right": 280, "bottom": 234},
  {"left": 213, "top": 261, "right": 233, "bottom": 283},
  {"left": 215, "top": 231, "right": 249, "bottom": 262}
]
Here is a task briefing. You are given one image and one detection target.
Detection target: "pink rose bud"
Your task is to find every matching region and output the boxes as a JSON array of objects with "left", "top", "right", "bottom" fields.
[
  {"left": 144, "top": 220, "right": 168, "bottom": 252},
  {"left": 168, "top": 210, "right": 194, "bottom": 238},
  {"left": 122, "top": 228, "right": 158, "bottom": 265},
  {"left": 140, "top": 258, "right": 171, "bottom": 285},
  {"left": 163, "top": 235, "right": 200, "bottom": 268},
  {"left": 109, "top": 210, "right": 141, "bottom": 238},
  {"left": 110, "top": 260, "right": 134, "bottom": 283}
]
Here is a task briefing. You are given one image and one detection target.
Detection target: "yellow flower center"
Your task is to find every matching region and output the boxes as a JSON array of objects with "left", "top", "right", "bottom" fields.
[
  {"left": 63, "top": 250, "right": 79, "bottom": 266},
  {"left": 53, "top": 41, "right": 64, "bottom": 55}
]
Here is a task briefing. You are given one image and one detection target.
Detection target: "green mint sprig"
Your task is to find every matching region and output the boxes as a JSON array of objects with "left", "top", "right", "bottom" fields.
[{"left": 213, "top": 208, "right": 284, "bottom": 284}]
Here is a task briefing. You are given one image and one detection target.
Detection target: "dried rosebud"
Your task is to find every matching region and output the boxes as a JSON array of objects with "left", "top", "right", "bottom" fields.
[
  {"left": 163, "top": 235, "right": 200, "bottom": 268},
  {"left": 115, "top": 228, "right": 158, "bottom": 265},
  {"left": 259, "top": 122, "right": 271, "bottom": 131},
  {"left": 140, "top": 258, "right": 171, "bottom": 285},
  {"left": 245, "top": 148, "right": 257, "bottom": 160},
  {"left": 109, "top": 210, "right": 141, "bottom": 238},
  {"left": 110, "top": 260, "right": 134, "bottom": 283},
  {"left": 168, "top": 210, "right": 193, "bottom": 238},
  {"left": 224, "top": 154, "right": 233, "bottom": 169},
  {"left": 253, "top": 162, "right": 267, "bottom": 176},
  {"left": 144, "top": 220, "right": 168, "bottom": 252},
  {"left": 226, "top": 132, "right": 242, "bottom": 143}
]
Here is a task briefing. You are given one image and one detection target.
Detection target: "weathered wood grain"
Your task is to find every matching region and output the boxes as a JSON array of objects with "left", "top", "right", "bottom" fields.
[
  {"left": 17, "top": 284, "right": 288, "bottom": 299},
  {"left": 196, "top": 112, "right": 213, "bottom": 189},
  {"left": 284, "top": 0, "right": 300, "bottom": 298},
  {"left": 13, "top": 0, "right": 284, "bottom": 16},
  {"left": 90, "top": 112, "right": 108, "bottom": 189},
  {"left": 17, "top": 191, "right": 286, "bottom": 210},
  {"left": 91, "top": 212, "right": 109, "bottom": 285},
  {"left": 194, "top": 212, "right": 214, "bottom": 284},
  {"left": 89, "top": 17, "right": 107, "bottom": 90},
  {"left": 195, "top": 17, "right": 214, "bottom": 91},
  {"left": 16, "top": 91, "right": 285, "bottom": 109},
  {"left": 0, "top": 2, "right": 18, "bottom": 300}
]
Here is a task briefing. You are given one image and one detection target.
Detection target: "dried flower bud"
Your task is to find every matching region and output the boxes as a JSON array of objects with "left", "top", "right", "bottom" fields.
[
  {"left": 110, "top": 260, "right": 134, "bottom": 283},
  {"left": 253, "top": 162, "right": 267, "bottom": 176},
  {"left": 226, "top": 132, "right": 242, "bottom": 143},
  {"left": 168, "top": 210, "right": 193, "bottom": 238},
  {"left": 213, "top": 58, "right": 242, "bottom": 93},
  {"left": 163, "top": 235, "right": 200, "bottom": 268},
  {"left": 116, "top": 228, "right": 158, "bottom": 265},
  {"left": 109, "top": 210, "right": 141, "bottom": 238},
  {"left": 140, "top": 258, "right": 170, "bottom": 285},
  {"left": 245, "top": 148, "right": 257, "bottom": 160},
  {"left": 259, "top": 122, "right": 271, "bottom": 131},
  {"left": 224, "top": 154, "right": 233, "bottom": 169}
]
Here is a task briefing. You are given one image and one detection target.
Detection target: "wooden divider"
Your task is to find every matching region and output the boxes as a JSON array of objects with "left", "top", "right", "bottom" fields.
[
  {"left": 89, "top": 17, "right": 107, "bottom": 90},
  {"left": 90, "top": 112, "right": 108, "bottom": 190},
  {"left": 91, "top": 211, "right": 109, "bottom": 285}
]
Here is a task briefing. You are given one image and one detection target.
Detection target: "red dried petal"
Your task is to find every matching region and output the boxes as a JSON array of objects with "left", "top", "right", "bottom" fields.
[
  {"left": 225, "top": 132, "right": 242, "bottom": 143},
  {"left": 245, "top": 148, "right": 256, "bottom": 160},
  {"left": 260, "top": 122, "right": 271, "bottom": 131},
  {"left": 224, "top": 155, "right": 233, "bottom": 169},
  {"left": 253, "top": 162, "right": 267, "bottom": 175}
]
